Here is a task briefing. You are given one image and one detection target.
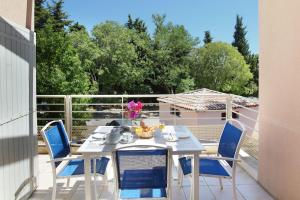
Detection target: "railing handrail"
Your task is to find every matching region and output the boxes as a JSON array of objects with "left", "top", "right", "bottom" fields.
[
  {"left": 36, "top": 93, "right": 260, "bottom": 162},
  {"left": 37, "top": 93, "right": 229, "bottom": 98}
]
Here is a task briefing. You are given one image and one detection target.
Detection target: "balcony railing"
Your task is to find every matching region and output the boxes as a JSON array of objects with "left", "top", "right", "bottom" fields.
[{"left": 36, "top": 94, "right": 259, "bottom": 171}]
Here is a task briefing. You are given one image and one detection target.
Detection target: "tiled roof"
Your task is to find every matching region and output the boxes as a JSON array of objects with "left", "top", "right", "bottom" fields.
[{"left": 157, "top": 88, "right": 258, "bottom": 111}]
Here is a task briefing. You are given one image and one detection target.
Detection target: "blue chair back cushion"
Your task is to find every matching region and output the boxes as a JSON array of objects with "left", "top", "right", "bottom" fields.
[
  {"left": 218, "top": 122, "right": 242, "bottom": 167},
  {"left": 44, "top": 121, "right": 70, "bottom": 166},
  {"left": 116, "top": 149, "right": 168, "bottom": 190}
]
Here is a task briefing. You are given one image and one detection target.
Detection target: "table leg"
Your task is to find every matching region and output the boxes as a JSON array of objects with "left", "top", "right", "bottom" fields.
[
  {"left": 191, "top": 153, "right": 199, "bottom": 200},
  {"left": 84, "top": 154, "right": 92, "bottom": 200}
]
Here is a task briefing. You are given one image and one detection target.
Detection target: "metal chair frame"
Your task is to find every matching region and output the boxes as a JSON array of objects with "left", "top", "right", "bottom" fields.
[
  {"left": 112, "top": 144, "right": 172, "bottom": 200},
  {"left": 40, "top": 120, "right": 108, "bottom": 200},
  {"left": 178, "top": 119, "right": 246, "bottom": 200}
]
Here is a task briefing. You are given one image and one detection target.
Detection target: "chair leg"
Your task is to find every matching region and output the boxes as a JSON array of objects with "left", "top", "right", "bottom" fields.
[
  {"left": 232, "top": 178, "right": 237, "bottom": 200},
  {"left": 103, "top": 172, "right": 108, "bottom": 183},
  {"left": 178, "top": 170, "right": 184, "bottom": 187},
  {"left": 52, "top": 177, "right": 57, "bottom": 200},
  {"left": 113, "top": 178, "right": 119, "bottom": 200},
  {"left": 66, "top": 177, "right": 70, "bottom": 188},
  {"left": 94, "top": 175, "right": 98, "bottom": 200},
  {"left": 219, "top": 177, "right": 223, "bottom": 190},
  {"left": 189, "top": 176, "right": 193, "bottom": 200}
]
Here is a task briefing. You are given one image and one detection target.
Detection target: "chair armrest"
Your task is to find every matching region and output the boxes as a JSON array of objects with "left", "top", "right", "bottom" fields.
[
  {"left": 47, "top": 155, "right": 84, "bottom": 163},
  {"left": 199, "top": 156, "right": 241, "bottom": 162}
]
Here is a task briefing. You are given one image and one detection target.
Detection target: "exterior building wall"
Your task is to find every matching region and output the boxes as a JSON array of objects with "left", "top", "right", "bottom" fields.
[
  {"left": 197, "top": 110, "right": 224, "bottom": 125},
  {"left": 159, "top": 103, "right": 258, "bottom": 141},
  {"left": 159, "top": 103, "right": 258, "bottom": 132},
  {"left": 158, "top": 102, "right": 198, "bottom": 126},
  {"left": 0, "top": 0, "right": 34, "bottom": 30},
  {"left": 0, "top": 16, "right": 37, "bottom": 200},
  {"left": 259, "top": 0, "right": 300, "bottom": 199}
]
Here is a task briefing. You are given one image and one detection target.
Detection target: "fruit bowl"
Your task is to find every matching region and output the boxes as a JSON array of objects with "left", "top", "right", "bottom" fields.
[{"left": 135, "top": 126, "right": 156, "bottom": 139}]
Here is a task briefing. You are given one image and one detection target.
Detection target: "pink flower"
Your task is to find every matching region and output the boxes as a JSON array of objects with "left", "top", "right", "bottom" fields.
[
  {"left": 126, "top": 100, "right": 143, "bottom": 120},
  {"left": 136, "top": 101, "right": 143, "bottom": 111},
  {"left": 129, "top": 111, "right": 137, "bottom": 119},
  {"left": 127, "top": 100, "right": 136, "bottom": 110}
]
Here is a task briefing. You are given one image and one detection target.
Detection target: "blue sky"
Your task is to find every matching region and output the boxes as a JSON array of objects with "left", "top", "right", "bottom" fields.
[{"left": 63, "top": 0, "right": 258, "bottom": 53}]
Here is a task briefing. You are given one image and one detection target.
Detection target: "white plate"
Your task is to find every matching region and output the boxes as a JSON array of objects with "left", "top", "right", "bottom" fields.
[
  {"left": 176, "top": 131, "right": 190, "bottom": 139},
  {"left": 92, "top": 133, "right": 106, "bottom": 140}
]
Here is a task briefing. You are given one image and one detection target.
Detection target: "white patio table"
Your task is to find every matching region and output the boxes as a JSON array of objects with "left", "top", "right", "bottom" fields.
[{"left": 77, "top": 125, "right": 205, "bottom": 200}]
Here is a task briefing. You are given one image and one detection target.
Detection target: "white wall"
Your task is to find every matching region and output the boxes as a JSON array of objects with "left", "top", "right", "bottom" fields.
[
  {"left": 259, "top": 0, "right": 300, "bottom": 199},
  {"left": 0, "top": 17, "right": 37, "bottom": 200}
]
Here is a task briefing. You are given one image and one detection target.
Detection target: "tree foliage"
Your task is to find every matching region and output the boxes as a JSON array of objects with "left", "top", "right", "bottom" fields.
[
  {"left": 151, "top": 14, "right": 198, "bottom": 93},
  {"left": 92, "top": 22, "right": 149, "bottom": 94},
  {"left": 35, "top": 1, "right": 259, "bottom": 96},
  {"left": 36, "top": 25, "right": 93, "bottom": 95},
  {"left": 247, "top": 54, "right": 259, "bottom": 85},
  {"left": 49, "top": 0, "right": 72, "bottom": 32},
  {"left": 36, "top": 0, "right": 96, "bottom": 95},
  {"left": 232, "top": 15, "right": 250, "bottom": 58},
  {"left": 126, "top": 14, "right": 147, "bottom": 33},
  {"left": 193, "top": 42, "right": 254, "bottom": 95},
  {"left": 203, "top": 31, "right": 213, "bottom": 44}
]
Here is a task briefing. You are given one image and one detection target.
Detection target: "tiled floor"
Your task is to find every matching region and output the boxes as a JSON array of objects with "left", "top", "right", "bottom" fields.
[{"left": 30, "top": 155, "right": 273, "bottom": 200}]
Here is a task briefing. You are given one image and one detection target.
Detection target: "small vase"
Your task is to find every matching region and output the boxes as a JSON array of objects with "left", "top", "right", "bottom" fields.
[{"left": 131, "top": 119, "right": 140, "bottom": 126}]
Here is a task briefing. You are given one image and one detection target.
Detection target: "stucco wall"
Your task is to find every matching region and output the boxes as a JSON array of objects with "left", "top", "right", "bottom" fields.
[
  {"left": 0, "top": 0, "right": 34, "bottom": 30},
  {"left": 158, "top": 103, "right": 198, "bottom": 125},
  {"left": 259, "top": 0, "right": 300, "bottom": 199}
]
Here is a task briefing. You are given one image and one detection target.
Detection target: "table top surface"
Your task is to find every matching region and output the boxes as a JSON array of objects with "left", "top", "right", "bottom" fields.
[{"left": 77, "top": 125, "right": 205, "bottom": 155}]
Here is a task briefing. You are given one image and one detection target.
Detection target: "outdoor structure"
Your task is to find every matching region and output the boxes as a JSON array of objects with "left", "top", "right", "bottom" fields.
[
  {"left": 0, "top": 0, "right": 37, "bottom": 200},
  {"left": 158, "top": 88, "right": 258, "bottom": 129},
  {"left": 158, "top": 88, "right": 259, "bottom": 174}
]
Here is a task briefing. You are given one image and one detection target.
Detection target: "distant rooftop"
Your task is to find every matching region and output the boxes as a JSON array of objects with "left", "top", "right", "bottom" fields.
[{"left": 157, "top": 88, "right": 259, "bottom": 111}]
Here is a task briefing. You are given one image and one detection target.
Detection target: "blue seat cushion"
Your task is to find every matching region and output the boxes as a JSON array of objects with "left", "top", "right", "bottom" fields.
[
  {"left": 178, "top": 157, "right": 230, "bottom": 177},
  {"left": 120, "top": 168, "right": 167, "bottom": 189},
  {"left": 57, "top": 157, "right": 109, "bottom": 177},
  {"left": 120, "top": 188, "right": 167, "bottom": 199}
]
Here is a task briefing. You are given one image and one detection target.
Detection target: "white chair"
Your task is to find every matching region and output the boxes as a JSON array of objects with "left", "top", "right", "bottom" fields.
[
  {"left": 112, "top": 145, "right": 172, "bottom": 200},
  {"left": 178, "top": 119, "right": 246, "bottom": 200},
  {"left": 40, "top": 120, "right": 110, "bottom": 200}
]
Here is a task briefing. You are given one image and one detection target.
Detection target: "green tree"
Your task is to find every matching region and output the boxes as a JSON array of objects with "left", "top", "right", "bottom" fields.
[
  {"left": 92, "top": 21, "right": 149, "bottom": 94},
  {"left": 247, "top": 54, "right": 259, "bottom": 85},
  {"left": 203, "top": 31, "right": 213, "bottom": 44},
  {"left": 193, "top": 42, "right": 254, "bottom": 95},
  {"left": 37, "top": 25, "right": 93, "bottom": 95},
  {"left": 69, "top": 22, "right": 86, "bottom": 32},
  {"left": 49, "top": 0, "right": 72, "bottom": 32},
  {"left": 35, "top": 0, "right": 96, "bottom": 95},
  {"left": 126, "top": 14, "right": 147, "bottom": 33},
  {"left": 126, "top": 14, "right": 134, "bottom": 29},
  {"left": 69, "top": 29, "right": 100, "bottom": 94},
  {"left": 245, "top": 54, "right": 259, "bottom": 96},
  {"left": 35, "top": 0, "right": 51, "bottom": 30},
  {"left": 151, "top": 14, "right": 198, "bottom": 93},
  {"left": 232, "top": 15, "right": 250, "bottom": 58}
]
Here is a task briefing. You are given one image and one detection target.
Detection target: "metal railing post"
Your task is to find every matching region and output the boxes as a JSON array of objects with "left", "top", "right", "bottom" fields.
[
  {"left": 226, "top": 94, "right": 233, "bottom": 120},
  {"left": 64, "top": 95, "right": 69, "bottom": 134},
  {"left": 121, "top": 97, "right": 124, "bottom": 124},
  {"left": 64, "top": 95, "right": 71, "bottom": 138},
  {"left": 69, "top": 96, "right": 73, "bottom": 140},
  {"left": 64, "top": 95, "right": 72, "bottom": 140}
]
